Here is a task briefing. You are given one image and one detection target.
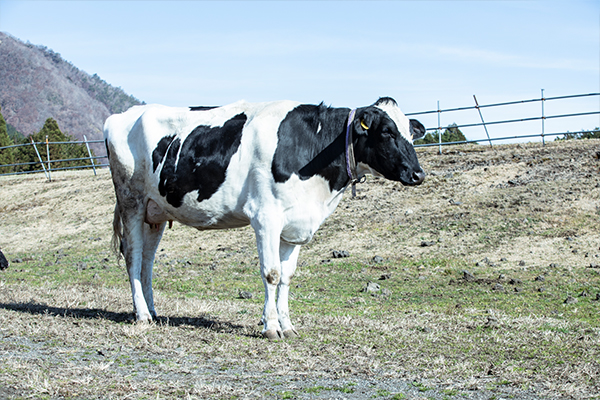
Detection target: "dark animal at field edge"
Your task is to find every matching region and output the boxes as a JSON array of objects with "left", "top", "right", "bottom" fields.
[{"left": 0, "top": 249, "right": 8, "bottom": 270}]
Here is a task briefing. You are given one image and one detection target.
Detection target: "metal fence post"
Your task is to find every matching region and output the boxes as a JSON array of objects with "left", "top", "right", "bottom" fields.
[
  {"left": 541, "top": 89, "right": 546, "bottom": 145},
  {"left": 31, "top": 138, "right": 50, "bottom": 181},
  {"left": 437, "top": 100, "right": 442, "bottom": 155},
  {"left": 45, "top": 135, "right": 52, "bottom": 181},
  {"left": 473, "top": 95, "right": 493, "bottom": 148},
  {"left": 83, "top": 135, "right": 97, "bottom": 176}
]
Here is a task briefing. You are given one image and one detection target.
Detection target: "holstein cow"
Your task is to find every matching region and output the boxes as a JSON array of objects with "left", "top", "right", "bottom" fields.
[{"left": 104, "top": 97, "right": 426, "bottom": 339}]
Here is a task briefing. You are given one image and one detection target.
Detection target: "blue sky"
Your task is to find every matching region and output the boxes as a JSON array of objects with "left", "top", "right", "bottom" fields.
[{"left": 1, "top": 1, "right": 598, "bottom": 140}]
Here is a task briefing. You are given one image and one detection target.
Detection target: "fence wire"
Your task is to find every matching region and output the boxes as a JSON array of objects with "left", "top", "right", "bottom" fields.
[
  {"left": 0, "top": 138, "right": 108, "bottom": 179},
  {"left": 407, "top": 92, "right": 599, "bottom": 153}
]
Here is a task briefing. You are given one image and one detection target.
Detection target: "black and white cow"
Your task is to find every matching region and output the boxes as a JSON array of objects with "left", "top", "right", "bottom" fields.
[{"left": 104, "top": 97, "right": 425, "bottom": 339}]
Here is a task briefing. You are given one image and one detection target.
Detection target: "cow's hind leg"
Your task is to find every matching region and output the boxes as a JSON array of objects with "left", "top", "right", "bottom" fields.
[
  {"left": 141, "top": 222, "right": 166, "bottom": 319},
  {"left": 277, "top": 242, "right": 301, "bottom": 338},
  {"left": 119, "top": 203, "right": 153, "bottom": 322}
]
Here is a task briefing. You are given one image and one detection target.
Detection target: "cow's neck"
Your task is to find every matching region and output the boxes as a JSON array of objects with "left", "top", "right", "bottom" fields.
[{"left": 310, "top": 107, "right": 356, "bottom": 192}]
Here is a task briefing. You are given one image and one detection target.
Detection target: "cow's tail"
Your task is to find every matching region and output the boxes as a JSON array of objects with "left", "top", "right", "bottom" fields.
[{"left": 111, "top": 203, "right": 124, "bottom": 261}]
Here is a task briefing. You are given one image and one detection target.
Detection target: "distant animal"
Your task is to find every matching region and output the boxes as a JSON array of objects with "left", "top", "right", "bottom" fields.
[
  {"left": 0, "top": 249, "right": 8, "bottom": 270},
  {"left": 104, "top": 97, "right": 426, "bottom": 339}
]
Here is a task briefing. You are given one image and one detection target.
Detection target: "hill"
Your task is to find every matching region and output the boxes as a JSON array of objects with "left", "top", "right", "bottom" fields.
[{"left": 0, "top": 32, "right": 143, "bottom": 155}]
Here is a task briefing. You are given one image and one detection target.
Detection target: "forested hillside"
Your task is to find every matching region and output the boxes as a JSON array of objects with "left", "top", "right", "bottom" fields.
[{"left": 0, "top": 32, "right": 143, "bottom": 156}]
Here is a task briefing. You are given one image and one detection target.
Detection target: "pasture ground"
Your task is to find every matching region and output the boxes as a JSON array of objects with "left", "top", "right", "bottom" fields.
[{"left": 1, "top": 139, "right": 599, "bottom": 399}]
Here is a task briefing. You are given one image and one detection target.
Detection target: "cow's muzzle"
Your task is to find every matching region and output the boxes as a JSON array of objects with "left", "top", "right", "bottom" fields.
[{"left": 402, "top": 170, "right": 426, "bottom": 186}]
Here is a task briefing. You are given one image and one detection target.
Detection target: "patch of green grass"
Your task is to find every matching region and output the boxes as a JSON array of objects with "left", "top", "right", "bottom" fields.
[
  {"left": 334, "top": 383, "right": 355, "bottom": 394},
  {"left": 0, "top": 248, "right": 126, "bottom": 288},
  {"left": 373, "top": 389, "right": 391, "bottom": 397},
  {"left": 411, "top": 382, "right": 431, "bottom": 392},
  {"left": 304, "top": 386, "right": 325, "bottom": 394},
  {"left": 302, "top": 383, "right": 356, "bottom": 395}
]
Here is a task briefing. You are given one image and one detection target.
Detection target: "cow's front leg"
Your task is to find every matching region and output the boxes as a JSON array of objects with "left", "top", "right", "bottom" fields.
[
  {"left": 278, "top": 242, "right": 301, "bottom": 338},
  {"left": 253, "top": 220, "right": 283, "bottom": 339}
]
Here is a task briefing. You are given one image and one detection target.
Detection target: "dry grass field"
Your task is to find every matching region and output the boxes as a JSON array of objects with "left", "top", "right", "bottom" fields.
[{"left": 1, "top": 139, "right": 599, "bottom": 399}]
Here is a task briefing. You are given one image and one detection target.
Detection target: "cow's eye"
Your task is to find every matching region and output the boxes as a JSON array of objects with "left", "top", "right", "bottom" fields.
[{"left": 382, "top": 127, "right": 394, "bottom": 137}]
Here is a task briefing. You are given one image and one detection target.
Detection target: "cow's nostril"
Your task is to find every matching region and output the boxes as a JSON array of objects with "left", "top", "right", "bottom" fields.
[{"left": 412, "top": 171, "right": 426, "bottom": 185}]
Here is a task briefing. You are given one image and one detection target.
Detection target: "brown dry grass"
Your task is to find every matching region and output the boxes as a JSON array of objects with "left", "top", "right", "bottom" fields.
[{"left": 1, "top": 139, "right": 599, "bottom": 399}]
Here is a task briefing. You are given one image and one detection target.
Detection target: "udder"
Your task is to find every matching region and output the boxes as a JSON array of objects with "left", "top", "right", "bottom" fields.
[
  {"left": 280, "top": 215, "right": 321, "bottom": 245},
  {"left": 145, "top": 199, "right": 173, "bottom": 229}
]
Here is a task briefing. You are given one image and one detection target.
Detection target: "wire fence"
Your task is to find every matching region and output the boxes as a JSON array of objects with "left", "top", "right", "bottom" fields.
[
  {"left": 0, "top": 137, "right": 108, "bottom": 180},
  {"left": 408, "top": 91, "right": 600, "bottom": 153},
  {"left": 1, "top": 91, "right": 598, "bottom": 180}
]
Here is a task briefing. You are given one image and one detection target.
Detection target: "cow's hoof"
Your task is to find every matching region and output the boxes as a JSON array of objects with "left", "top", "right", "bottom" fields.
[
  {"left": 282, "top": 329, "right": 299, "bottom": 339},
  {"left": 262, "top": 329, "right": 283, "bottom": 340},
  {"left": 135, "top": 312, "right": 154, "bottom": 324}
]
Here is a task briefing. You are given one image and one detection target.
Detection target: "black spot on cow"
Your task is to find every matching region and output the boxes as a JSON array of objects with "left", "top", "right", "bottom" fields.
[
  {"left": 271, "top": 104, "right": 351, "bottom": 192},
  {"left": 189, "top": 106, "right": 220, "bottom": 111},
  {"left": 152, "top": 135, "right": 176, "bottom": 172},
  {"left": 155, "top": 113, "right": 247, "bottom": 207}
]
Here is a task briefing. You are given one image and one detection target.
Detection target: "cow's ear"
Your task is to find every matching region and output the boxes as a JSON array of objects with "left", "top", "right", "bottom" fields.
[
  {"left": 410, "top": 119, "right": 426, "bottom": 140},
  {"left": 354, "top": 108, "right": 378, "bottom": 136}
]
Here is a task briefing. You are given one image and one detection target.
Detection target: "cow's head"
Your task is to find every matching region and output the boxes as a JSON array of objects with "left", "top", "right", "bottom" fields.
[{"left": 354, "top": 97, "right": 426, "bottom": 186}]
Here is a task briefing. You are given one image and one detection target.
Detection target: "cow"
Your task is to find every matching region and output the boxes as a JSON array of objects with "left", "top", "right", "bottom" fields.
[{"left": 104, "top": 97, "right": 426, "bottom": 339}]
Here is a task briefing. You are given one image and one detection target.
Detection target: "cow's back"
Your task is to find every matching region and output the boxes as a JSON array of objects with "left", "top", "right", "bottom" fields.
[
  {"left": 104, "top": 101, "right": 295, "bottom": 173},
  {"left": 104, "top": 101, "right": 302, "bottom": 229}
]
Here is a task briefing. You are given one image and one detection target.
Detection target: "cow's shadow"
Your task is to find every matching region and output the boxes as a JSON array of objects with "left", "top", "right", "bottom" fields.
[{"left": 0, "top": 301, "right": 259, "bottom": 337}]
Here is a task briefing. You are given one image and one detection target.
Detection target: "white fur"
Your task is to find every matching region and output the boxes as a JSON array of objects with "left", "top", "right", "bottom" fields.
[{"left": 375, "top": 100, "right": 414, "bottom": 142}]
